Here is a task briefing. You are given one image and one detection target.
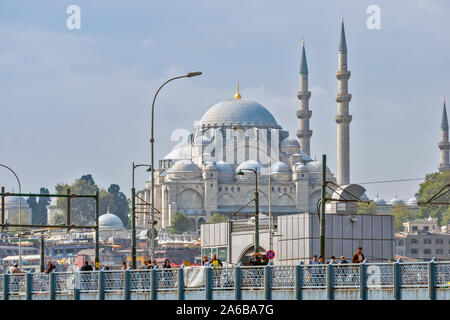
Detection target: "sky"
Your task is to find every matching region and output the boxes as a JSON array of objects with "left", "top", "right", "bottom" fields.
[{"left": 0, "top": 0, "right": 449, "bottom": 202}]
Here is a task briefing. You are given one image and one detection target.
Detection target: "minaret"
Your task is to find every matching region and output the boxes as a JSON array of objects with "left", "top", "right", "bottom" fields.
[
  {"left": 438, "top": 98, "right": 450, "bottom": 172},
  {"left": 296, "top": 40, "right": 312, "bottom": 156},
  {"left": 335, "top": 19, "right": 352, "bottom": 186}
]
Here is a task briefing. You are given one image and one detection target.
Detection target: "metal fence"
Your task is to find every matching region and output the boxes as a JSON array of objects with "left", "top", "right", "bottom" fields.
[{"left": 0, "top": 260, "right": 449, "bottom": 299}]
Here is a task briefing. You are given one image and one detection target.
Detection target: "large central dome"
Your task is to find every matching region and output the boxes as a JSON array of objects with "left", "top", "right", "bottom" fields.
[{"left": 197, "top": 98, "right": 281, "bottom": 129}]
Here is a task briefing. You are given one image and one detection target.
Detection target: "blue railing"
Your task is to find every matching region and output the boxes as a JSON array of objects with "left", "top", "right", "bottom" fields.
[{"left": 0, "top": 259, "right": 449, "bottom": 300}]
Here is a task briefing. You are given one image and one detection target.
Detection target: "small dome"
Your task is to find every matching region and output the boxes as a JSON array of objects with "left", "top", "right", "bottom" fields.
[
  {"left": 271, "top": 161, "right": 290, "bottom": 173},
  {"left": 360, "top": 193, "right": 369, "bottom": 201},
  {"left": 205, "top": 163, "right": 216, "bottom": 170},
  {"left": 406, "top": 197, "right": 418, "bottom": 207},
  {"left": 389, "top": 196, "right": 404, "bottom": 206},
  {"left": 236, "top": 160, "right": 263, "bottom": 173},
  {"left": 168, "top": 160, "right": 201, "bottom": 172},
  {"left": 99, "top": 211, "right": 124, "bottom": 229},
  {"left": 281, "top": 137, "right": 300, "bottom": 147},
  {"left": 295, "top": 164, "right": 309, "bottom": 172},
  {"left": 373, "top": 197, "right": 386, "bottom": 206},
  {"left": 215, "top": 161, "right": 233, "bottom": 172}
]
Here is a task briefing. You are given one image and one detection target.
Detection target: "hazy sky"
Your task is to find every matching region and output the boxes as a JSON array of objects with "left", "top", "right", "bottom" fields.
[{"left": 0, "top": 0, "right": 449, "bottom": 202}]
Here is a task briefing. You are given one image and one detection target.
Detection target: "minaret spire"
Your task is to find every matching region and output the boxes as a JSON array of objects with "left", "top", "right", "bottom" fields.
[
  {"left": 438, "top": 97, "right": 450, "bottom": 172},
  {"left": 335, "top": 19, "right": 352, "bottom": 185},
  {"left": 296, "top": 40, "right": 312, "bottom": 155}
]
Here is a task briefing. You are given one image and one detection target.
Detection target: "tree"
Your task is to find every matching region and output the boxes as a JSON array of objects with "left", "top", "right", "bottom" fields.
[
  {"left": 170, "top": 212, "right": 196, "bottom": 234},
  {"left": 36, "top": 188, "right": 50, "bottom": 225},
  {"left": 52, "top": 213, "right": 66, "bottom": 225},
  {"left": 107, "top": 184, "right": 130, "bottom": 228},
  {"left": 27, "top": 196, "right": 39, "bottom": 224},
  {"left": 415, "top": 171, "right": 450, "bottom": 225},
  {"left": 392, "top": 204, "right": 416, "bottom": 231},
  {"left": 357, "top": 202, "right": 377, "bottom": 214},
  {"left": 210, "top": 213, "right": 229, "bottom": 223}
]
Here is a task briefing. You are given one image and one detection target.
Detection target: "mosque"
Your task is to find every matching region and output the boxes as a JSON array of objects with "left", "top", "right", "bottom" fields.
[{"left": 136, "top": 19, "right": 449, "bottom": 234}]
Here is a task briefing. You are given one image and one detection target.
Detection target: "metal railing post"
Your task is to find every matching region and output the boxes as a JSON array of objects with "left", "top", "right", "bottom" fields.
[
  {"left": 393, "top": 260, "right": 401, "bottom": 300},
  {"left": 264, "top": 264, "right": 272, "bottom": 300},
  {"left": 178, "top": 266, "right": 185, "bottom": 300},
  {"left": 359, "top": 260, "right": 367, "bottom": 300},
  {"left": 326, "top": 263, "right": 334, "bottom": 300},
  {"left": 49, "top": 272, "right": 56, "bottom": 300},
  {"left": 150, "top": 268, "right": 157, "bottom": 300},
  {"left": 25, "top": 272, "right": 32, "bottom": 300},
  {"left": 428, "top": 258, "right": 436, "bottom": 301},
  {"left": 205, "top": 266, "right": 212, "bottom": 300},
  {"left": 98, "top": 270, "right": 105, "bottom": 300},
  {"left": 3, "top": 273, "right": 9, "bottom": 300},
  {"left": 234, "top": 263, "right": 241, "bottom": 300},
  {"left": 73, "top": 272, "right": 80, "bottom": 300},
  {"left": 124, "top": 269, "right": 130, "bottom": 300},
  {"left": 295, "top": 261, "right": 303, "bottom": 300}
]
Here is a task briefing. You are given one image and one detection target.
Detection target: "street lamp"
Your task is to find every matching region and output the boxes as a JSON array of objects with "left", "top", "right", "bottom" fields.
[
  {"left": 236, "top": 168, "right": 260, "bottom": 256},
  {"left": 150, "top": 71, "right": 202, "bottom": 264},
  {"left": 0, "top": 164, "right": 23, "bottom": 269},
  {"left": 131, "top": 163, "right": 152, "bottom": 269}
]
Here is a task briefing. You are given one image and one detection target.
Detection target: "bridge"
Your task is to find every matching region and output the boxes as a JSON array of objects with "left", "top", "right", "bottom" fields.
[{"left": 1, "top": 260, "right": 449, "bottom": 300}]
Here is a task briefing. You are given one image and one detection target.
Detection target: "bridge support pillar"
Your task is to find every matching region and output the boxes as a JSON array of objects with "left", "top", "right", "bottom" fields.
[
  {"left": 178, "top": 266, "right": 185, "bottom": 300},
  {"left": 295, "top": 262, "right": 303, "bottom": 300},
  {"left": 393, "top": 260, "right": 401, "bottom": 300},
  {"left": 234, "top": 264, "right": 241, "bottom": 300},
  {"left": 151, "top": 269, "right": 157, "bottom": 300},
  {"left": 428, "top": 258, "right": 436, "bottom": 300},
  {"left": 205, "top": 266, "right": 212, "bottom": 300},
  {"left": 264, "top": 264, "right": 272, "bottom": 300},
  {"left": 49, "top": 272, "right": 56, "bottom": 300},
  {"left": 3, "top": 274, "right": 9, "bottom": 300},
  {"left": 25, "top": 272, "right": 32, "bottom": 300},
  {"left": 124, "top": 269, "right": 130, "bottom": 300},
  {"left": 98, "top": 270, "right": 105, "bottom": 300},
  {"left": 359, "top": 261, "right": 367, "bottom": 300},
  {"left": 326, "top": 264, "right": 334, "bottom": 300}
]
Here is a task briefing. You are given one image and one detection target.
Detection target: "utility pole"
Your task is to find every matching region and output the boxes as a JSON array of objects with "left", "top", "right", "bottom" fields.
[
  {"left": 320, "top": 154, "right": 327, "bottom": 258},
  {"left": 40, "top": 233, "right": 45, "bottom": 273},
  {"left": 95, "top": 191, "right": 100, "bottom": 270}
]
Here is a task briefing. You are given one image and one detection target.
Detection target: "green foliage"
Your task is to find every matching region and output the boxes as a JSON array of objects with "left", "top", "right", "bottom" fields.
[
  {"left": 392, "top": 204, "right": 416, "bottom": 231},
  {"left": 357, "top": 202, "right": 377, "bottom": 214},
  {"left": 415, "top": 171, "right": 450, "bottom": 225},
  {"left": 170, "top": 211, "right": 196, "bottom": 234},
  {"left": 27, "top": 188, "right": 50, "bottom": 225},
  {"left": 52, "top": 213, "right": 66, "bottom": 225},
  {"left": 107, "top": 184, "right": 130, "bottom": 227},
  {"left": 210, "top": 213, "right": 229, "bottom": 223}
]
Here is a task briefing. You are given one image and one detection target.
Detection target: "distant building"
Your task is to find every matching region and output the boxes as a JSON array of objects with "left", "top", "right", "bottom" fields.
[{"left": 4, "top": 196, "right": 32, "bottom": 225}]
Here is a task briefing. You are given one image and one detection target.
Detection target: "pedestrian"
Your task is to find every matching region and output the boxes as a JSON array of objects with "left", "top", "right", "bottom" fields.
[
  {"left": 352, "top": 247, "right": 365, "bottom": 263},
  {"left": 318, "top": 256, "right": 325, "bottom": 264},
  {"left": 211, "top": 254, "right": 223, "bottom": 268},
  {"left": 339, "top": 256, "right": 348, "bottom": 264},
  {"left": 121, "top": 261, "right": 127, "bottom": 270},
  {"left": 310, "top": 255, "right": 319, "bottom": 264},
  {"left": 152, "top": 260, "right": 159, "bottom": 269},
  {"left": 80, "top": 261, "right": 93, "bottom": 271},
  {"left": 163, "top": 259, "right": 171, "bottom": 269},
  {"left": 308, "top": 255, "right": 319, "bottom": 286},
  {"left": 328, "top": 256, "right": 336, "bottom": 264},
  {"left": 202, "top": 255, "right": 210, "bottom": 266},
  {"left": 10, "top": 263, "right": 22, "bottom": 273},
  {"left": 45, "top": 261, "right": 56, "bottom": 273}
]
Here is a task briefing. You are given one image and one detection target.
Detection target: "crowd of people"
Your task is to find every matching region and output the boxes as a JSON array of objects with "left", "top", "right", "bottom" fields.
[{"left": 309, "top": 247, "right": 365, "bottom": 265}]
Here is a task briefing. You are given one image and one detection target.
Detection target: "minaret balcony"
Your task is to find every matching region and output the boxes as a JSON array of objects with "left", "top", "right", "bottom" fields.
[
  {"left": 335, "top": 93, "right": 352, "bottom": 103},
  {"left": 334, "top": 114, "right": 352, "bottom": 124},
  {"left": 438, "top": 164, "right": 450, "bottom": 172},
  {"left": 438, "top": 141, "right": 450, "bottom": 149},
  {"left": 297, "top": 91, "right": 311, "bottom": 100},
  {"left": 296, "top": 109, "right": 312, "bottom": 119},
  {"left": 296, "top": 129, "right": 313, "bottom": 139},
  {"left": 336, "top": 70, "right": 351, "bottom": 80}
]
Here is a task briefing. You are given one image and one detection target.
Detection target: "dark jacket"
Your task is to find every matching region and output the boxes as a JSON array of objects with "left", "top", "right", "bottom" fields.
[
  {"left": 352, "top": 253, "right": 365, "bottom": 263},
  {"left": 80, "top": 264, "right": 93, "bottom": 271}
]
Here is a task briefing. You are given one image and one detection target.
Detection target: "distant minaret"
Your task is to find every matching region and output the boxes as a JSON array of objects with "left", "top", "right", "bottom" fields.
[
  {"left": 335, "top": 19, "right": 352, "bottom": 186},
  {"left": 296, "top": 40, "right": 312, "bottom": 156},
  {"left": 438, "top": 98, "right": 450, "bottom": 172}
]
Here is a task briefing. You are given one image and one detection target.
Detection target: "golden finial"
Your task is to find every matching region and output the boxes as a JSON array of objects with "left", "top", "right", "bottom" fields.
[
  {"left": 302, "top": 39, "right": 305, "bottom": 46},
  {"left": 234, "top": 81, "right": 241, "bottom": 99},
  {"left": 341, "top": 15, "right": 344, "bottom": 22}
]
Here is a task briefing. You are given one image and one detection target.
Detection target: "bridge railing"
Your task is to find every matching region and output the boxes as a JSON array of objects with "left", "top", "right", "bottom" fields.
[{"left": 1, "top": 259, "right": 449, "bottom": 299}]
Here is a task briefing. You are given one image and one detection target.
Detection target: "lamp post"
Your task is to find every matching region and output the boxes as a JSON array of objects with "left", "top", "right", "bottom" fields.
[
  {"left": 237, "top": 168, "right": 259, "bottom": 256},
  {"left": 131, "top": 163, "right": 152, "bottom": 269},
  {"left": 150, "top": 71, "right": 202, "bottom": 264},
  {"left": 0, "top": 164, "right": 23, "bottom": 269}
]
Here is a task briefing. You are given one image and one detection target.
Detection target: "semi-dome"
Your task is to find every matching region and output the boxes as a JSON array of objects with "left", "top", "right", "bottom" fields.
[
  {"left": 281, "top": 137, "right": 300, "bottom": 147},
  {"left": 99, "top": 211, "right": 124, "bottom": 229},
  {"left": 236, "top": 160, "right": 263, "bottom": 173},
  {"left": 389, "top": 196, "right": 404, "bottom": 206},
  {"left": 198, "top": 99, "right": 280, "bottom": 129},
  {"left": 271, "top": 161, "right": 290, "bottom": 173},
  {"left": 168, "top": 160, "right": 200, "bottom": 172},
  {"left": 373, "top": 196, "right": 386, "bottom": 206},
  {"left": 164, "top": 142, "right": 191, "bottom": 160},
  {"left": 295, "top": 163, "right": 309, "bottom": 172},
  {"left": 215, "top": 160, "right": 233, "bottom": 172},
  {"left": 406, "top": 197, "right": 418, "bottom": 207},
  {"left": 306, "top": 161, "right": 330, "bottom": 173}
]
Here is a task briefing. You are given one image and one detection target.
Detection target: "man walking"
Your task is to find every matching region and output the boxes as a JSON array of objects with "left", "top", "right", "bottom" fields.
[{"left": 352, "top": 247, "right": 365, "bottom": 263}]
